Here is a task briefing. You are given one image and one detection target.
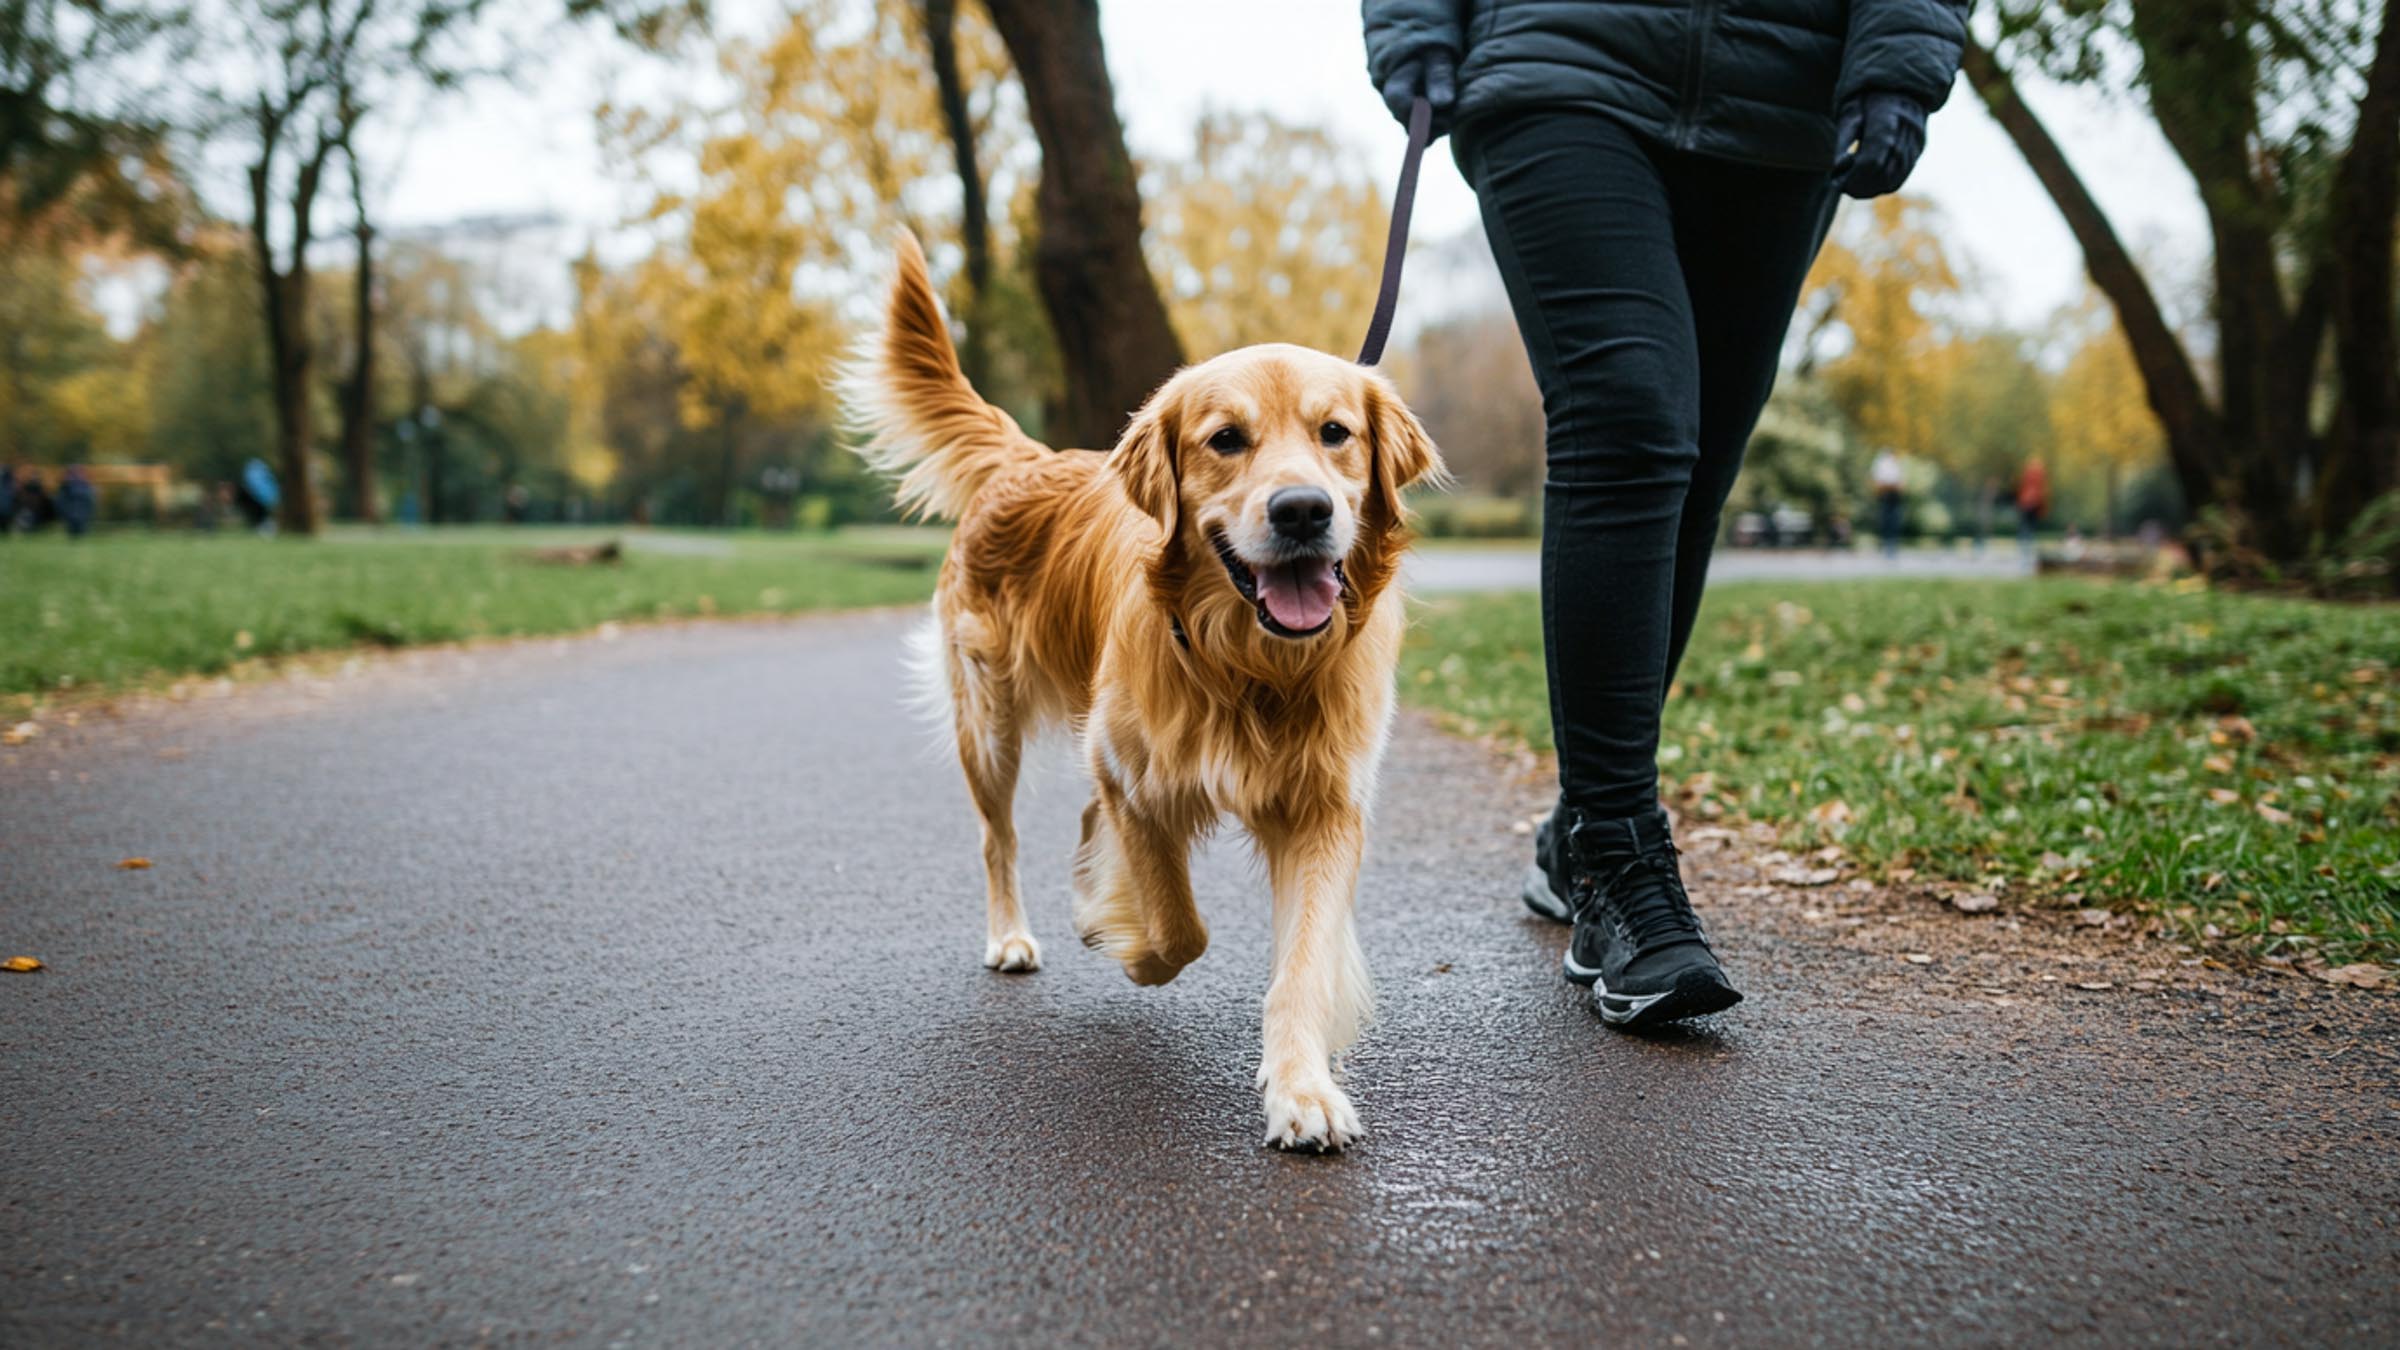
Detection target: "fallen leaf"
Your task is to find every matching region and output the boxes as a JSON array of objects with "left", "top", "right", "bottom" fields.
[
  {"left": 2076, "top": 908, "right": 2112, "bottom": 927},
  {"left": 2, "top": 955, "right": 43, "bottom": 973},
  {"left": 1772, "top": 866, "right": 1841, "bottom": 887},
  {"left": 2040, "top": 850, "right": 2071, "bottom": 870},
  {"left": 2255, "top": 802, "right": 2294, "bottom": 825},
  {"left": 2075, "top": 981, "right": 2114, "bottom": 991},
  {"left": 2316, "top": 964, "right": 2392, "bottom": 991},
  {"left": 117, "top": 857, "right": 152, "bottom": 871},
  {"left": 1952, "top": 892, "right": 1999, "bottom": 914},
  {"left": 2207, "top": 788, "right": 2241, "bottom": 806},
  {"left": 1902, "top": 953, "right": 1933, "bottom": 965},
  {"left": 1, "top": 721, "right": 37, "bottom": 747},
  {"left": 2203, "top": 754, "right": 2234, "bottom": 774}
]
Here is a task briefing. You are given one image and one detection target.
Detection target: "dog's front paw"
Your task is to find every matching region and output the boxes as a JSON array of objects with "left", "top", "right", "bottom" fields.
[
  {"left": 1260, "top": 1075, "right": 1363, "bottom": 1152},
  {"left": 983, "top": 931, "right": 1042, "bottom": 973}
]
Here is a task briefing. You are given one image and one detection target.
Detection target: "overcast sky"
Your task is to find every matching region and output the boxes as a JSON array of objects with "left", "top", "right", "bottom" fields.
[{"left": 357, "top": 0, "right": 2210, "bottom": 333}]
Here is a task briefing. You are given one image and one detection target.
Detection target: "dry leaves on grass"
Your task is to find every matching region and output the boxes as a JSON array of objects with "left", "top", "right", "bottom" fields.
[{"left": 3, "top": 956, "right": 45, "bottom": 973}]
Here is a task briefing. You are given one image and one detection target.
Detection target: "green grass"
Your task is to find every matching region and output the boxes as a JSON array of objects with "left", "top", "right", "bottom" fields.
[
  {"left": 1405, "top": 579, "right": 2400, "bottom": 964},
  {"left": 0, "top": 527, "right": 946, "bottom": 700}
]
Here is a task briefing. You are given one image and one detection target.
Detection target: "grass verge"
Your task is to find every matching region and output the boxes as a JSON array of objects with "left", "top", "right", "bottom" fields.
[
  {"left": 1, "top": 527, "right": 945, "bottom": 705},
  {"left": 1404, "top": 578, "right": 2399, "bottom": 966}
]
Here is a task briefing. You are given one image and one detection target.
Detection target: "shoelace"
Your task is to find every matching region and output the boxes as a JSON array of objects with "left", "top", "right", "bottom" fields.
[{"left": 1578, "top": 844, "right": 1708, "bottom": 954}]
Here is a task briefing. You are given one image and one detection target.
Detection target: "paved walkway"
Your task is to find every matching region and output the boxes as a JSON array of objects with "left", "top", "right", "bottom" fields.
[
  {"left": 1406, "top": 545, "right": 2035, "bottom": 593},
  {"left": 3, "top": 613, "right": 2392, "bottom": 1345}
]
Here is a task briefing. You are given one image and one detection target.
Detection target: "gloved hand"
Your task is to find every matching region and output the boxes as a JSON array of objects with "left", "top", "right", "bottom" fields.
[
  {"left": 1832, "top": 92, "right": 1929, "bottom": 198},
  {"left": 1379, "top": 46, "right": 1457, "bottom": 135}
]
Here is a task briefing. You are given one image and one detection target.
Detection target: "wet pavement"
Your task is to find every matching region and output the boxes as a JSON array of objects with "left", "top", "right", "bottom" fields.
[{"left": 3, "top": 611, "right": 2394, "bottom": 1346}]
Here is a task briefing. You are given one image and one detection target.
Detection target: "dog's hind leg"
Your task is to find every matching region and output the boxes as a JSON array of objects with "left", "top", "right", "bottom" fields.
[
  {"left": 1072, "top": 769, "right": 1208, "bottom": 987},
  {"left": 948, "top": 632, "right": 1039, "bottom": 973},
  {"left": 1250, "top": 806, "right": 1372, "bottom": 1151}
]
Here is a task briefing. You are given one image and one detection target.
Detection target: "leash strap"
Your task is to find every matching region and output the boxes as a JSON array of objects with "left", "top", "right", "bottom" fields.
[{"left": 1357, "top": 95, "right": 1433, "bottom": 367}]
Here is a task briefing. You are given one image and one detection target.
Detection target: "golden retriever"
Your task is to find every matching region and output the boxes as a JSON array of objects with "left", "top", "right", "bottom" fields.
[{"left": 844, "top": 234, "right": 1445, "bottom": 1150}]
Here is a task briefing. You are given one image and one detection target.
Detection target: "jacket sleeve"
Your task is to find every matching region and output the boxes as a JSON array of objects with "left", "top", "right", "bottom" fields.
[
  {"left": 1362, "top": 0, "right": 1466, "bottom": 93},
  {"left": 1837, "top": 0, "right": 1969, "bottom": 111}
]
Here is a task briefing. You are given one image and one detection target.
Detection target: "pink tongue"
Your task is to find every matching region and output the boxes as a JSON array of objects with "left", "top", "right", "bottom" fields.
[{"left": 1258, "top": 557, "right": 1340, "bottom": 632}]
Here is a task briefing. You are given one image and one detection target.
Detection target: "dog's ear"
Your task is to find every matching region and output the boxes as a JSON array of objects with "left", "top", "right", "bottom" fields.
[
  {"left": 1364, "top": 374, "right": 1447, "bottom": 528},
  {"left": 1112, "top": 388, "right": 1182, "bottom": 537}
]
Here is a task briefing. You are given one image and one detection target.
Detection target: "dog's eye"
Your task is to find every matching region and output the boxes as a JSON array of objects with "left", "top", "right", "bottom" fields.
[
  {"left": 1208, "top": 426, "right": 1248, "bottom": 454},
  {"left": 1319, "top": 422, "right": 1351, "bottom": 447}
]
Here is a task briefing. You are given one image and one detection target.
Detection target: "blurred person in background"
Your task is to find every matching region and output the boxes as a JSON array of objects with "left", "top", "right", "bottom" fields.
[
  {"left": 1871, "top": 448, "right": 1905, "bottom": 559},
  {"left": 2016, "top": 456, "right": 2049, "bottom": 556},
  {"left": 238, "top": 458, "right": 281, "bottom": 537},
  {"left": 0, "top": 464, "right": 15, "bottom": 537},
  {"left": 57, "top": 467, "right": 96, "bottom": 538},
  {"left": 1365, "top": 0, "right": 1967, "bottom": 1027},
  {"left": 13, "top": 471, "right": 56, "bottom": 533}
]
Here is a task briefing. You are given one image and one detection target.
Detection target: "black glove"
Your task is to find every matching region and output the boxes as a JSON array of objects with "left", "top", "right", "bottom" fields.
[
  {"left": 1379, "top": 47, "right": 1457, "bottom": 135},
  {"left": 1832, "top": 92, "right": 1929, "bottom": 199}
]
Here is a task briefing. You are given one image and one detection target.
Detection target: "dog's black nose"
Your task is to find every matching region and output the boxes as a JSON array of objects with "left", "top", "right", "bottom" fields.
[{"left": 1268, "top": 486, "right": 1334, "bottom": 542}]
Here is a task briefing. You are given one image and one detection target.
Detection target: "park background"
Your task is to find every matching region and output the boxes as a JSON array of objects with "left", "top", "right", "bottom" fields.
[{"left": 2, "top": 0, "right": 2395, "bottom": 976}]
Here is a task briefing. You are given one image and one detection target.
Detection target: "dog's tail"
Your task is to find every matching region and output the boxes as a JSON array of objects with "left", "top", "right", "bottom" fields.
[{"left": 840, "top": 231, "right": 1043, "bottom": 521}]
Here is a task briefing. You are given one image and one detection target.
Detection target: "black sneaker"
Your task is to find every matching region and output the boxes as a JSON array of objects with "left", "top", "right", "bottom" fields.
[
  {"left": 1557, "top": 808, "right": 1742, "bottom": 1028},
  {"left": 1521, "top": 808, "right": 1571, "bottom": 923}
]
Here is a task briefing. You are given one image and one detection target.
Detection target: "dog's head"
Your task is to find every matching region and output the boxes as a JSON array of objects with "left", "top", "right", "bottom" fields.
[{"left": 1112, "top": 344, "right": 1445, "bottom": 647}]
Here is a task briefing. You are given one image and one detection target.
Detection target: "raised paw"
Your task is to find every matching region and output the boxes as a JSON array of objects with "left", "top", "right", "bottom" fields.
[
  {"left": 983, "top": 932, "right": 1042, "bottom": 973},
  {"left": 1260, "top": 1075, "right": 1364, "bottom": 1152}
]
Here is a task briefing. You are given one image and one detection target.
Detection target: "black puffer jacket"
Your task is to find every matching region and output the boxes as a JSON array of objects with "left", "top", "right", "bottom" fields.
[{"left": 1363, "top": 0, "right": 1969, "bottom": 170}]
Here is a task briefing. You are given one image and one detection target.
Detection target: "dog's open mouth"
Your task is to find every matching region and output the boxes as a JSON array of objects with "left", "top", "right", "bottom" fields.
[{"left": 1212, "top": 531, "right": 1346, "bottom": 638}]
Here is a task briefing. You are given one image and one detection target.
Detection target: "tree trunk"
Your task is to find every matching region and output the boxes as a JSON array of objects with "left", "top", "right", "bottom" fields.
[
  {"left": 2320, "top": 1, "right": 2400, "bottom": 529},
  {"left": 714, "top": 396, "right": 746, "bottom": 527},
  {"left": 340, "top": 146, "right": 380, "bottom": 524},
  {"left": 1960, "top": 38, "right": 2225, "bottom": 515},
  {"left": 981, "top": 0, "right": 1183, "bottom": 448},
  {"left": 245, "top": 108, "right": 336, "bottom": 538},
  {"left": 921, "top": 0, "right": 993, "bottom": 389},
  {"left": 340, "top": 145, "right": 381, "bottom": 521}
]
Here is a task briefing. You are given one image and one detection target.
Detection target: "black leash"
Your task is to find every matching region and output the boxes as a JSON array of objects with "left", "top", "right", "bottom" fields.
[{"left": 1356, "top": 95, "right": 1434, "bottom": 367}]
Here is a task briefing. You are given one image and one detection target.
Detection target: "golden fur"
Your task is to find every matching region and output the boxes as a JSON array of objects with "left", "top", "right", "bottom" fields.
[{"left": 844, "top": 233, "right": 1445, "bottom": 1150}]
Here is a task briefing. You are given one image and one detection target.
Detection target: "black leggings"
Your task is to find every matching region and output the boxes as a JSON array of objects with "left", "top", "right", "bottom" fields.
[{"left": 1459, "top": 109, "right": 1838, "bottom": 822}]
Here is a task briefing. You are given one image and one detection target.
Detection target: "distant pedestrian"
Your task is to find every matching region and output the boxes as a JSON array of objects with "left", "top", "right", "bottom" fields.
[
  {"left": 1870, "top": 449, "right": 1905, "bottom": 559},
  {"left": 238, "top": 458, "right": 280, "bottom": 537},
  {"left": 15, "top": 474, "right": 55, "bottom": 533},
  {"left": 57, "top": 466, "right": 96, "bottom": 538},
  {"left": 0, "top": 465, "right": 15, "bottom": 536},
  {"left": 2016, "top": 458, "right": 2050, "bottom": 556}
]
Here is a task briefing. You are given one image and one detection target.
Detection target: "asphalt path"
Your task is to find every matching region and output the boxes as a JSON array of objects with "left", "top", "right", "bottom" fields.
[
  {"left": 4, "top": 611, "right": 2394, "bottom": 1346},
  {"left": 1403, "top": 544, "right": 2035, "bottom": 593}
]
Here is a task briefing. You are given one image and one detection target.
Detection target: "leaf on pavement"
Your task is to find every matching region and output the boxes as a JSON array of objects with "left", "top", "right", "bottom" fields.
[
  {"left": 117, "top": 857, "right": 152, "bottom": 870},
  {"left": 1, "top": 722, "right": 37, "bottom": 747},
  {"left": 2316, "top": 964, "right": 2392, "bottom": 991},
  {"left": 2, "top": 956, "right": 44, "bottom": 973}
]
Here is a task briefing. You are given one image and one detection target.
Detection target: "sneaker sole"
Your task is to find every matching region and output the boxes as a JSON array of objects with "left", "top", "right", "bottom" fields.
[
  {"left": 1593, "top": 967, "right": 1743, "bottom": 1030},
  {"left": 1520, "top": 864, "right": 1572, "bottom": 925}
]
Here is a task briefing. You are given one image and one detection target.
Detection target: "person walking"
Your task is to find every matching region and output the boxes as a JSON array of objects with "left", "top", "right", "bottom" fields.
[
  {"left": 0, "top": 464, "right": 16, "bottom": 537},
  {"left": 57, "top": 466, "right": 96, "bottom": 538},
  {"left": 2015, "top": 456, "right": 2049, "bottom": 557},
  {"left": 1871, "top": 448, "right": 1906, "bottom": 559},
  {"left": 1365, "top": 0, "right": 1967, "bottom": 1027}
]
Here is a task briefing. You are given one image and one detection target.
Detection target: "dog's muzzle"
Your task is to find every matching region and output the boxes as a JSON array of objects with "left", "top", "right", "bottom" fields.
[{"left": 1212, "top": 531, "right": 1346, "bottom": 639}]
